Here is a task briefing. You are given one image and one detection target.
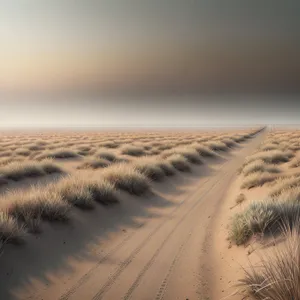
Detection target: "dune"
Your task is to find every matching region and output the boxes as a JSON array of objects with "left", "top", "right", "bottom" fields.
[{"left": 0, "top": 127, "right": 265, "bottom": 299}]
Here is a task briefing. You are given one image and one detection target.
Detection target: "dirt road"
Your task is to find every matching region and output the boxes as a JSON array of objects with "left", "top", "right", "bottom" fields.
[{"left": 0, "top": 132, "right": 265, "bottom": 300}]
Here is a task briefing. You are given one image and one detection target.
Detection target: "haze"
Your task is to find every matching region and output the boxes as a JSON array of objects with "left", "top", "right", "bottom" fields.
[{"left": 0, "top": 1, "right": 300, "bottom": 127}]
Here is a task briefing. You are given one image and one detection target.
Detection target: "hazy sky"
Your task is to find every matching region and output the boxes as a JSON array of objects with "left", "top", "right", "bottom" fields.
[
  {"left": 1, "top": 0, "right": 300, "bottom": 94},
  {"left": 1, "top": 1, "right": 300, "bottom": 127}
]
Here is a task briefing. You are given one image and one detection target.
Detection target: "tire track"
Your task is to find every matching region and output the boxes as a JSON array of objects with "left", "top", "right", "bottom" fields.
[
  {"left": 92, "top": 176, "right": 224, "bottom": 300},
  {"left": 59, "top": 161, "right": 228, "bottom": 300}
]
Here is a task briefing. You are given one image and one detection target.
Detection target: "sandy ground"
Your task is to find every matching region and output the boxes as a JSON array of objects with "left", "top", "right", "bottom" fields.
[{"left": 0, "top": 131, "right": 265, "bottom": 300}]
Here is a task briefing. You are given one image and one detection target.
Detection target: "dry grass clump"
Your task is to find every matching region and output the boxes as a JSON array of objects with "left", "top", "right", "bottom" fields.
[
  {"left": 15, "top": 148, "right": 31, "bottom": 156},
  {"left": 240, "top": 227, "right": 300, "bottom": 300},
  {"left": 269, "top": 177, "right": 300, "bottom": 198},
  {"left": 229, "top": 201, "right": 300, "bottom": 245},
  {"left": 132, "top": 157, "right": 166, "bottom": 181},
  {"left": 27, "top": 144, "right": 45, "bottom": 151},
  {"left": 166, "top": 154, "right": 191, "bottom": 172},
  {"left": 57, "top": 177, "right": 118, "bottom": 207},
  {"left": 242, "top": 160, "right": 281, "bottom": 177},
  {"left": 161, "top": 147, "right": 202, "bottom": 164},
  {"left": 190, "top": 143, "right": 217, "bottom": 157},
  {"left": 221, "top": 138, "right": 237, "bottom": 147},
  {"left": 0, "top": 160, "right": 63, "bottom": 181},
  {"left": 8, "top": 188, "right": 71, "bottom": 226},
  {"left": 121, "top": 145, "right": 145, "bottom": 157},
  {"left": 260, "top": 143, "right": 280, "bottom": 151},
  {"left": 204, "top": 141, "right": 228, "bottom": 152},
  {"left": 78, "top": 158, "right": 111, "bottom": 170},
  {"left": 99, "top": 141, "right": 119, "bottom": 149},
  {"left": 156, "top": 161, "right": 176, "bottom": 176},
  {"left": 246, "top": 150, "right": 294, "bottom": 165},
  {"left": 0, "top": 212, "right": 26, "bottom": 243},
  {"left": 102, "top": 163, "right": 150, "bottom": 195},
  {"left": 36, "top": 149, "right": 80, "bottom": 160},
  {"left": 0, "top": 150, "right": 13, "bottom": 158},
  {"left": 95, "top": 150, "right": 117, "bottom": 162},
  {"left": 241, "top": 172, "right": 278, "bottom": 189},
  {"left": 174, "top": 147, "right": 203, "bottom": 164}
]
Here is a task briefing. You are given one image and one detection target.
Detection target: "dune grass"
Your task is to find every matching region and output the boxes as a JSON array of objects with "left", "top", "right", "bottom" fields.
[
  {"left": 0, "top": 160, "right": 63, "bottom": 181},
  {"left": 121, "top": 145, "right": 145, "bottom": 157},
  {"left": 57, "top": 177, "right": 119, "bottom": 207},
  {"left": 132, "top": 157, "right": 166, "bottom": 181},
  {"left": 156, "top": 161, "right": 176, "bottom": 176},
  {"left": 102, "top": 163, "right": 150, "bottom": 195},
  {"left": 36, "top": 149, "right": 80, "bottom": 160},
  {"left": 240, "top": 227, "right": 300, "bottom": 300},
  {"left": 8, "top": 188, "right": 71, "bottom": 226},
  {"left": 191, "top": 144, "right": 217, "bottom": 157},
  {"left": 241, "top": 172, "right": 278, "bottom": 189},
  {"left": 95, "top": 150, "right": 117, "bottom": 162},
  {"left": 242, "top": 160, "right": 281, "bottom": 177},
  {"left": 15, "top": 148, "right": 31, "bottom": 156},
  {"left": 78, "top": 158, "right": 111, "bottom": 170},
  {"left": 205, "top": 141, "right": 228, "bottom": 152},
  {"left": 269, "top": 177, "right": 300, "bottom": 198},
  {"left": 229, "top": 201, "right": 300, "bottom": 245},
  {"left": 0, "top": 212, "right": 26, "bottom": 243},
  {"left": 166, "top": 154, "right": 191, "bottom": 172},
  {"left": 246, "top": 150, "right": 294, "bottom": 165},
  {"left": 221, "top": 138, "right": 237, "bottom": 147},
  {"left": 161, "top": 147, "right": 202, "bottom": 164}
]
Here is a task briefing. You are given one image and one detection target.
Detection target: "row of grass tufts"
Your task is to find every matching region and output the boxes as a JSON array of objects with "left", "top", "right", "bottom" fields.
[{"left": 0, "top": 159, "right": 63, "bottom": 181}]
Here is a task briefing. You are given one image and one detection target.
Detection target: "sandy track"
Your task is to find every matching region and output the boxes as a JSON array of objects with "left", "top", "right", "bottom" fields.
[
  {"left": 0, "top": 132, "right": 265, "bottom": 300},
  {"left": 58, "top": 134, "right": 264, "bottom": 300}
]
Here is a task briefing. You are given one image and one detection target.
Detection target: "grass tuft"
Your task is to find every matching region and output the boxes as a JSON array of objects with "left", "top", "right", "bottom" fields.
[{"left": 102, "top": 163, "right": 150, "bottom": 195}]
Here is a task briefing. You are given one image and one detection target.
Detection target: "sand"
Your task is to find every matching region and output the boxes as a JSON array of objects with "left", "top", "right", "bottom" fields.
[{"left": 0, "top": 130, "right": 265, "bottom": 300}]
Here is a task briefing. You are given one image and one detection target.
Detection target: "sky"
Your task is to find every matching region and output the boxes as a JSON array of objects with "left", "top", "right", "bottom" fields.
[{"left": 1, "top": 1, "right": 300, "bottom": 127}]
